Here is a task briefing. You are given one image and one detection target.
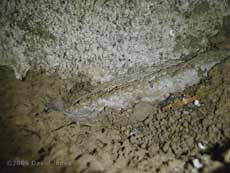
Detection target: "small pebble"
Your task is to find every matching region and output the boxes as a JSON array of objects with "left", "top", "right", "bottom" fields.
[
  {"left": 192, "top": 159, "right": 203, "bottom": 169},
  {"left": 43, "top": 105, "right": 49, "bottom": 113},
  {"left": 194, "top": 100, "right": 201, "bottom": 107},
  {"left": 169, "top": 29, "right": 175, "bottom": 37},
  {"left": 183, "top": 110, "right": 190, "bottom": 115},
  {"left": 129, "top": 128, "right": 142, "bottom": 136},
  {"left": 198, "top": 142, "right": 207, "bottom": 150}
]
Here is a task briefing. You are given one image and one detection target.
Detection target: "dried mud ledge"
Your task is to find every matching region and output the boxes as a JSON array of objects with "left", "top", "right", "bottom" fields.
[{"left": 1, "top": 50, "right": 230, "bottom": 173}]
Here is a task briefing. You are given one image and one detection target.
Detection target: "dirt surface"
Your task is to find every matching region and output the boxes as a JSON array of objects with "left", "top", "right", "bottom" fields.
[{"left": 0, "top": 58, "right": 230, "bottom": 173}]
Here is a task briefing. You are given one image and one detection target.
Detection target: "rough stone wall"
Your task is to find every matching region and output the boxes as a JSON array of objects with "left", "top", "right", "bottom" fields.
[{"left": 0, "top": 0, "right": 229, "bottom": 83}]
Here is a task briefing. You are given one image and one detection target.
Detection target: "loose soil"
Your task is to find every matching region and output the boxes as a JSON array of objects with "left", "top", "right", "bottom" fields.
[{"left": 0, "top": 58, "right": 230, "bottom": 173}]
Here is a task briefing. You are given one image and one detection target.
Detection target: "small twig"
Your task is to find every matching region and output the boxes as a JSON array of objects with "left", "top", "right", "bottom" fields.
[
  {"left": 19, "top": 127, "right": 41, "bottom": 139},
  {"left": 52, "top": 122, "right": 76, "bottom": 132}
]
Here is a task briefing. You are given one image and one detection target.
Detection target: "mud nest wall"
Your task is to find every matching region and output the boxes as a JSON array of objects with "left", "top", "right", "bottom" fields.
[{"left": 0, "top": 0, "right": 230, "bottom": 84}]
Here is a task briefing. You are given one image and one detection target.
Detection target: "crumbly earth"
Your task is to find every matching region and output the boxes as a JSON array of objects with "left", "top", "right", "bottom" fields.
[{"left": 0, "top": 58, "right": 230, "bottom": 173}]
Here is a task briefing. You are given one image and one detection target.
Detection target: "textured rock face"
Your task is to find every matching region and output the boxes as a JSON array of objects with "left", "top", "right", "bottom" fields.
[{"left": 0, "top": 0, "right": 230, "bottom": 83}]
